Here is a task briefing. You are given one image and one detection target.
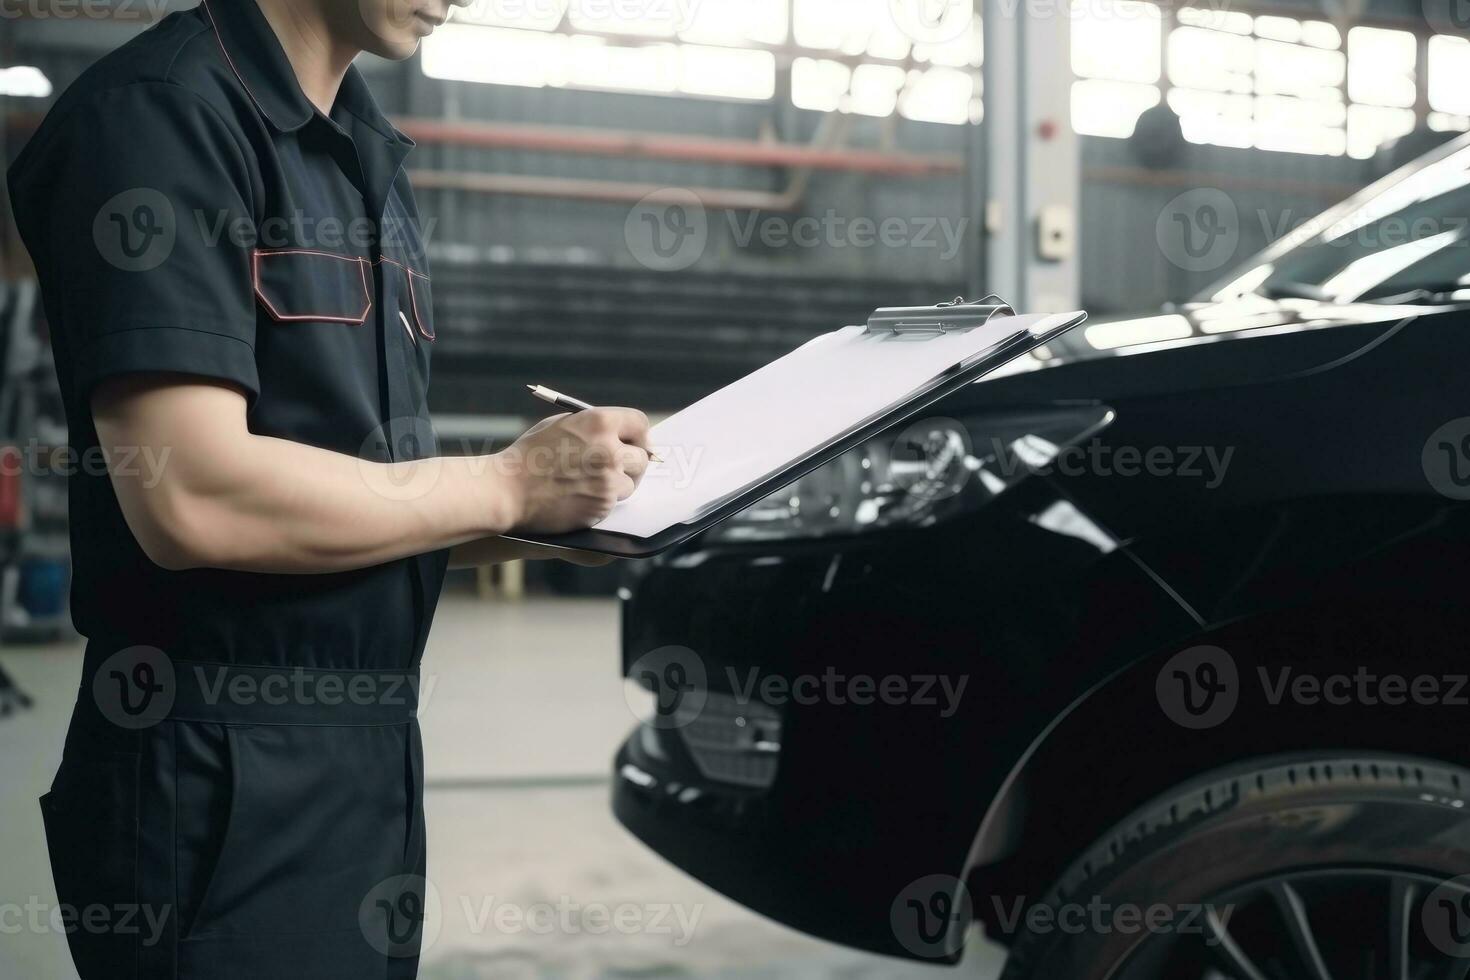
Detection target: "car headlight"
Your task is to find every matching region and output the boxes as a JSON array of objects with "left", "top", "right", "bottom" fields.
[{"left": 703, "top": 406, "right": 1113, "bottom": 544}]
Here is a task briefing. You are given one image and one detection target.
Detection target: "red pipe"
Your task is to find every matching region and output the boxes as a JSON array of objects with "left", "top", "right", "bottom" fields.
[
  {"left": 406, "top": 170, "right": 803, "bottom": 211},
  {"left": 6, "top": 109, "right": 957, "bottom": 178},
  {"left": 394, "top": 118, "right": 963, "bottom": 178}
]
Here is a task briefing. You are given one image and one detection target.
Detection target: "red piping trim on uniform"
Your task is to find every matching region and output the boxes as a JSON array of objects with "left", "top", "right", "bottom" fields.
[
  {"left": 252, "top": 249, "right": 373, "bottom": 324},
  {"left": 375, "top": 255, "right": 431, "bottom": 280},
  {"left": 200, "top": 0, "right": 269, "bottom": 124},
  {"left": 377, "top": 256, "right": 435, "bottom": 341},
  {"left": 405, "top": 273, "right": 434, "bottom": 340}
]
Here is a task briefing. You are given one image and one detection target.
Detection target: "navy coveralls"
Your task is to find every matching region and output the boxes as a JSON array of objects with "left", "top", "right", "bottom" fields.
[{"left": 7, "top": 1, "right": 448, "bottom": 976}]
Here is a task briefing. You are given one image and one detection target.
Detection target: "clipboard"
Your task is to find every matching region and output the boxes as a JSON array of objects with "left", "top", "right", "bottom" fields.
[{"left": 506, "top": 299, "right": 1087, "bottom": 559}]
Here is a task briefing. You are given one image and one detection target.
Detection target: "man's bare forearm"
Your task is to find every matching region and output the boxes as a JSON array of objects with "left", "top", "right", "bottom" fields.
[
  {"left": 95, "top": 378, "right": 522, "bottom": 574},
  {"left": 169, "top": 433, "right": 518, "bottom": 573}
]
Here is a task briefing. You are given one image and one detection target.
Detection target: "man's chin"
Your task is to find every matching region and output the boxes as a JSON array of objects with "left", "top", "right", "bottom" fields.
[{"left": 364, "top": 34, "right": 423, "bottom": 61}]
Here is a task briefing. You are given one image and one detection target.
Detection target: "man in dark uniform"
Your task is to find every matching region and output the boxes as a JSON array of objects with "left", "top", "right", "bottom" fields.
[{"left": 7, "top": 1, "right": 650, "bottom": 977}]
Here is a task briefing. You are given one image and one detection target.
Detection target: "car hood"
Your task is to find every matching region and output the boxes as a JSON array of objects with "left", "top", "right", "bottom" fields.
[{"left": 1017, "top": 294, "right": 1451, "bottom": 372}]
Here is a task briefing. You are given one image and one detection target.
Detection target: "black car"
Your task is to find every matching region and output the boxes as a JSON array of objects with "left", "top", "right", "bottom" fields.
[{"left": 612, "top": 131, "right": 1470, "bottom": 978}]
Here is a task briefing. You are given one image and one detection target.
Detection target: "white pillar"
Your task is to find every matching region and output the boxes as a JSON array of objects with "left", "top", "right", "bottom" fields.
[{"left": 981, "top": 5, "right": 1080, "bottom": 312}]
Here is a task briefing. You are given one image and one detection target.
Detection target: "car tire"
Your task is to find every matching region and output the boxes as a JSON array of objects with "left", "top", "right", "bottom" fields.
[{"left": 996, "top": 753, "right": 1470, "bottom": 980}]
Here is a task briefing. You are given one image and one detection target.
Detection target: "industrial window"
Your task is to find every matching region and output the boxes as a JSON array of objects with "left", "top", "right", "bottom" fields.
[
  {"left": 422, "top": 0, "right": 982, "bottom": 125},
  {"left": 848, "top": 63, "right": 907, "bottom": 117},
  {"left": 791, "top": 58, "right": 852, "bottom": 113},
  {"left": 424, "top": 24, "right": 776, "bottom": 101},
  {"left": 1168, "top": 13, "right": 1347, "bottom": 156},
  {"left": 680, "top": 0, "right": 790, "bottom": 47},
  {"left": 1069, "top": 0, "right": 1162, "bottom": 139},
  {"left": 789, "top": 0, "right": 982, "bottom": 123},
  {"left": 1428, "top": 35, "right": 1470, "bottom": 131},
  {"left": 1347, "top": 27, "right": 1415, "bottom": 108},
  {"left": 1071, "top": 10, "right": 1448, "bottom": 159},
  {"left": 900, "top": 67, "right": 978, "bottom": 126},
  {"left": 793, "top": 0, "right": 911, "bottom": 58},
  {"left": 1071, "top": 0, "right": 1162, "bottom": 85}
]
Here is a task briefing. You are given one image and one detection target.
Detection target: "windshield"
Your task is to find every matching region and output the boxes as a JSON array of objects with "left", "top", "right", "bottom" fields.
[{"left": 1203, "top": 136, "right": 1470, "bottom": 305}]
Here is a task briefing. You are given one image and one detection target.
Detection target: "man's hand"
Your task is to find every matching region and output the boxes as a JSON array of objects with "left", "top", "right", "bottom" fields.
[{"left": 496, "top": 408, "right": 651, "bottom": 534}]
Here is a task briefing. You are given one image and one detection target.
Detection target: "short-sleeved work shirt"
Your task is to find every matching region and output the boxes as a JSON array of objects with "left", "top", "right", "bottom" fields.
[{"left": 7, "top": 0, "right": 448, "bottom": 669}]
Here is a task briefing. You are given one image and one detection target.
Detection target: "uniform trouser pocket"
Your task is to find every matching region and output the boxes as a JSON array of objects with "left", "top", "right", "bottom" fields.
[
  {"left": 39, "top": 749, "right": 142, "bottom": 980},
  {"left": 176, "top": 720, "right": 423, "bottom": 976}
]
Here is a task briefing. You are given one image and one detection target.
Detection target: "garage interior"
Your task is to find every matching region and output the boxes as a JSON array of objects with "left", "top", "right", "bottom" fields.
[{"left": 2, "top": 0, "right": 1468, "bottom": 976}]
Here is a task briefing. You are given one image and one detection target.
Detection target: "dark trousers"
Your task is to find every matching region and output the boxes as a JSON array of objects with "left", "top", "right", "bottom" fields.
[{"left": 41, "top": 657, "right": 428, "bottom": 980}]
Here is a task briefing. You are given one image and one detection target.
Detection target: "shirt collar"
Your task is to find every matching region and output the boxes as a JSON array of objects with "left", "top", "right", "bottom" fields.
[
  {"left": 337, "top": 63, "right": 415, "bottom": 148},
  {"left": 200, "top": 0, "right": 412, "bottom": 147}
]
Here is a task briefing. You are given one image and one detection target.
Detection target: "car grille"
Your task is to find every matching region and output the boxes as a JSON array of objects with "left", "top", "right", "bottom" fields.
[{"left": 677, "top": 692, "right": 783, "bottom": 789}]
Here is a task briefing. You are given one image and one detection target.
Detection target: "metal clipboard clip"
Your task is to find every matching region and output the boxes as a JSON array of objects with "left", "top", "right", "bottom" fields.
[{"left": 865, "top": 294, "right": 1016, "bottom": 335}]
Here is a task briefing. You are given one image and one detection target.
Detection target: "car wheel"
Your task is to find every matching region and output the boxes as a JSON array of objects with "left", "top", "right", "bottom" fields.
[{"left": 997, "top": 754, "right": 1470, "bottom": 980}]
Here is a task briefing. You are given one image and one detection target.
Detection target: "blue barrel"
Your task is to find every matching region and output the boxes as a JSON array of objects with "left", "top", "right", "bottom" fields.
[{"left": 17, "top": 557, "right": 69, "bottom": 618}]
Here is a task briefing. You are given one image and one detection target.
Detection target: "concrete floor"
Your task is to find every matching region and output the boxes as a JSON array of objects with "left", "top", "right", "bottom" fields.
[{"left": 0, "top": 593, "right": 1004, "bottom": 979}]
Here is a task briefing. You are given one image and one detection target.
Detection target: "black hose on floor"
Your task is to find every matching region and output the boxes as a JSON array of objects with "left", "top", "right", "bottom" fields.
[{"left": 0, "top": 663, "right": 33, "bottom": 718}]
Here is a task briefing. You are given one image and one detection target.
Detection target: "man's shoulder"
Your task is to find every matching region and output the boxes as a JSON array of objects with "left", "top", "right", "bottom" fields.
[{"left": 12, "top": 8, "right": 249, "bottom": 182}]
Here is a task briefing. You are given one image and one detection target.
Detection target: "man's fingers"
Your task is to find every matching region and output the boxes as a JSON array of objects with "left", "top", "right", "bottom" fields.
[
  {"left": 587, "top": 407, "right": 650, "bottom": 448},
  {"left": 620, "top": 445, "right": 650, "bottom": 484},
  {"left": 581, "top": 437, "right": 630, "bottom": 475},
  {"left": 614, "top": 471, "right": 638, "bottom": 501}
]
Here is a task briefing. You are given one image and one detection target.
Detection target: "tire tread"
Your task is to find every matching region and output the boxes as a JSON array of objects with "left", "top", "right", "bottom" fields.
[{"left": 998, "top": 753, "right": 1470, "bottom": 979}]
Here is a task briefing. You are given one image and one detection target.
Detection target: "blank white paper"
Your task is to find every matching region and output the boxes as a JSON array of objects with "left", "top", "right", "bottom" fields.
[{"left": 596, "top": 312, "right": 1082, "bottom": 539}]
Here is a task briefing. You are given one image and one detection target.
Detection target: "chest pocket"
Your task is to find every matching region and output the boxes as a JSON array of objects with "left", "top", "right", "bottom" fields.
[
  {"left": 381, "top": 257, "right": 434, "bottom": 342},
  {"left": 253, "top": 248, "right": 372, "bottom": 324}
]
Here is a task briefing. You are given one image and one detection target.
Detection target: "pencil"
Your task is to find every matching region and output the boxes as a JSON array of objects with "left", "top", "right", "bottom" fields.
[{"left": 526, "top": 385, "right": 663, "bottom": 463}]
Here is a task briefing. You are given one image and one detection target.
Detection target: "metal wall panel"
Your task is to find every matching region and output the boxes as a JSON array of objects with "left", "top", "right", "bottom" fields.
[
  {"left": 1079, "top": 137, "right": 1374, "bottom": 314},
  {"left": 406, "top": 81, "right": 975, "bottom": 284},
  {"left": 7, "top": 39, "right": 1398, "bottom": 313}
]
